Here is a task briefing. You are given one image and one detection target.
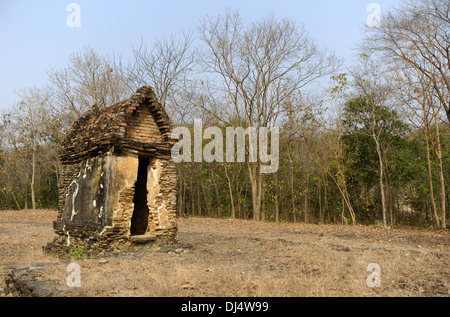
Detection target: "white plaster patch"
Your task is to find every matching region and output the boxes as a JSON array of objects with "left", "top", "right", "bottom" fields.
[
  {"left": 93, "top": 200, "right": 96, "bottom": 207},
  {"left": 62, "top": 226, "right": 70, "bottom": 246},
  {"left": 99, "top": 225, "right": 113, "bottom": 236},
  {"left": 68, "top": 181, "right": 79, "bottom": 221},
  {"left": 82, "top": 158, "right": 93, "bottom": 179}
]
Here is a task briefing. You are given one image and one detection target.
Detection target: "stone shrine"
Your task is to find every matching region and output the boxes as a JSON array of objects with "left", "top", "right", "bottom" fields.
[{"left": 44, "top": 86, "right": 178, "bottom": 255}]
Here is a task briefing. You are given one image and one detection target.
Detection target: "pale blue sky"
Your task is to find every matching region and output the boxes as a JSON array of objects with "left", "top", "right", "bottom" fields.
[{"left": 0, "top": 0, "right": 402, "bottom": 110}]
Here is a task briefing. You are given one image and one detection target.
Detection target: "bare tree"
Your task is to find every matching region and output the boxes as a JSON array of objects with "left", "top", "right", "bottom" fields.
[
  {"left": 389, "top": 61, "right": 444, "bottom": 227},
  {"left": 362, "top": 0, "right": 449, "bottom": 228},
  {"left": 313, "top": 75, "right": 357, "bottom": 225},
  {"left": 348, "top": 56, "right": 399, "bottom": 227},
  {"left": 1, "top": 87, "right": 53, "bottom": 209},
  {"left": 280, "top": 92, "right": 324, "bottom": 223},
  {"left": 116, "top": 33, "right": 197, "bottom": 124},
  {"left": 362, "top": 0, "right": 450, "bottom": 123},
  {"left": 47, "top": 47, "right": 130, "bottom": 124},
  {"left": 198, "top": 10, "right": 341, "bottom": 220}
]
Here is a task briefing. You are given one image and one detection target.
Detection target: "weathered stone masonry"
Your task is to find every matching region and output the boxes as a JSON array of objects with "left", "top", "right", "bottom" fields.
[{"left": 44, "top": 86, "right": 178, "bottom": 256}]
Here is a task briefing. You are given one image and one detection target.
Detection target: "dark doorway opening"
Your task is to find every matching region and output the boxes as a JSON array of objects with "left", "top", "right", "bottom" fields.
[{"left": 131, "top": 157, "right": 150, "bottom": 235}]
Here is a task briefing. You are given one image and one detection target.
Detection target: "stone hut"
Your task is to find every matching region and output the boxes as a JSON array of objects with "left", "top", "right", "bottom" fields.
[{"left": 45, "top": 86, "right": 178, "bottom": 255}]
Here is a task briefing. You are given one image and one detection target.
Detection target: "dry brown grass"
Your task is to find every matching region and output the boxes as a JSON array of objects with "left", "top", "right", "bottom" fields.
[
  {"left": 1, "top": 210, "right": 449, "bottom": 297},
  {"left": 0, "top": 209, "right": 59, "bottom": 267}
]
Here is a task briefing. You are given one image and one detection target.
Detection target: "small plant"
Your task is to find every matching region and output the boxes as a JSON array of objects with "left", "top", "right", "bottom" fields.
[{"left": 69, "top": 246, "right": 88, "bottom": 260}]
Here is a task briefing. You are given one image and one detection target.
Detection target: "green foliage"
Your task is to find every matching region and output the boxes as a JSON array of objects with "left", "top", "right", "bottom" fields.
[{"left": 69, "top": 246, "right": 88, "bottom": 260}]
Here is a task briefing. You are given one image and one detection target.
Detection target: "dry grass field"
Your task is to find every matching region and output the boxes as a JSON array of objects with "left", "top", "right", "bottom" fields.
[{"left": 0, "top": 209, "right": 449, "bottom": 297}]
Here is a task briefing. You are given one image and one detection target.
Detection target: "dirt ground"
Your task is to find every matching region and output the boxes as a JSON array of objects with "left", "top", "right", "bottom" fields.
[{"left": 0, "top": 209, "right": 449, "bottom": 297}]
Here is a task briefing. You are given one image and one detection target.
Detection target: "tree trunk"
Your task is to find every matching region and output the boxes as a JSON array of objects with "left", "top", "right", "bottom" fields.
[
  {"left": 248, "top": 162, "right": 262, "bottom": 221},
  {"left": 224, "top": 163, "right": 236, "bottom": 218},
  {"left": 31, "top": 147, "right": 36, "bottom": 210},
  {"left": 318, "top": 177, "right": 323, "bottom": 223},
  {"left": 290, "top": 160, "right": 296, "bottom": 222},
  {"left": 261, "top": 177, "right": 265, "bottom": 221},
  {"left": 24, "top": 192, "right": 28, "bottom": 210},
  {"left": 383, "top": 151, "right": 394, "bottom": 228},
  {"left": 304, "top": 169, "right": 310, "bottom": 223},
  {"left": 424, "top": 131, "right": 440, "bottom": 228},
  {"left": 182, "top": 178, "right": 186, "bottom": 216},
  {"left": 178, "top": 174, "right": 184, "bottom": 217},
  {"left": 202, "top": 184, "right": 213, "bottom": 216},
  {"left": 197, "top": 182, "right": 202, "bottom": 217},
  {"left": 434, "top": 123, "right": 447, "bottom": 229},
  {"left": 213, "top": 175, "right": 221, "bottom": 218},
  {"left": 374, "top": 133, "right": 387, "bottom": 227},
  {"left": 275, "top": 171, "right": 280, "bottom": 222},
  {"left": 11, "top": 191, "right": 22, "bottom": 210},
  {"left": 191, "top": 181, "right": 195, "bottom": 217}
]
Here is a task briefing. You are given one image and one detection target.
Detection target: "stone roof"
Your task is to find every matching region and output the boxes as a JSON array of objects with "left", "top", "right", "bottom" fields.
[{"left": 60, "top": 86, "right": 174, "bottom": 163}]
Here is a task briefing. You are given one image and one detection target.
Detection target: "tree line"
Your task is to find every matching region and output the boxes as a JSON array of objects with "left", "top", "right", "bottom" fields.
[{"left": 0, "top": 0, "right": 448, "bottom": 229}]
